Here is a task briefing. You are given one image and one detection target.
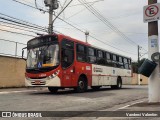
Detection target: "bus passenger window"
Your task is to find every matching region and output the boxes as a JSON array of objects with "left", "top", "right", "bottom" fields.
[
  {"left": 97, "top": 51, "right": 103, "bottom": 58},
  {"left": 106, "top": 53, "right": 112, "bottom": 66},
  {"left": 62, "top": 49, "right": 74, "bottom": 69},
  {"left": 119, "top": 56, "right": 122, "bottom": 62},
  {"left": 124, "top": 64, "right": 129, "bottom": 69},
  {"left": 76, "top": 44, "right": 86, "bottom": 62},
  {"left": 87, "top": 47, "right": 96, "bottom": 63},
  {"left": 112, "top": 54, "right": 118, "bottom": 67},
  {"left": 113, "top": 55, "right": 117, "bottom": 61},
  {"left": 118, "top": 56, "right": 124, "bottom": 68},
  {"left": 123, "top": 58, "right": 129, "bottom": 69},
  {"left": 97, "top": 50, "right": 105, "bottom": 65},
  {"left": 128, "top": 59, "right": 131, "bottom": 69},
  {"left": 106, "top": 53, "right": 111, "bottom": 60},
  {"left": 88, "top": 56, "right": 96, "bottom": 63},
  {"left": 61, "top": 39, "right": 74, "bottom": 69},
  {"left": 88, "top": 48, "right": 95, "bottom": 56}
]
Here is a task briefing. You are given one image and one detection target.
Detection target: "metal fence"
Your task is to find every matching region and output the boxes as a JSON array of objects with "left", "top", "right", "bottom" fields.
[{"left": 0, "top": 39, "right": 27, "bottom": 58}]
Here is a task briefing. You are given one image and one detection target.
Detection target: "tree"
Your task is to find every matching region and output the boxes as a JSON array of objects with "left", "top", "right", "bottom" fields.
[
  {"left": 132, "top": 62, "right": 138, "bottom": 73},
  {"left": 132, "top": 58, "right": 145, "bottom": 73}
]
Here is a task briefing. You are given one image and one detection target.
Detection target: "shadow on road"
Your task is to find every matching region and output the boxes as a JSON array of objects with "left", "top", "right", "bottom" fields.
[{"left": 28, "top": 86, "right": 143, "bottom": 98}]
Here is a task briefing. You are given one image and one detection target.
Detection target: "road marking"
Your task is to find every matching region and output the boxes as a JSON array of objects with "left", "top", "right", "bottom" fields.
[
  {"left": 114, "top": 100, "right": 145, "bottom": 111},
  {"left": 0, "top": 90, "right": 39, "bottom": 94}
]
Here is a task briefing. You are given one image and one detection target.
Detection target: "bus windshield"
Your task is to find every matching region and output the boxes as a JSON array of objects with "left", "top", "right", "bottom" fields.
[{"left": 27, "top": 44, "right": 59, "bottom": 69}]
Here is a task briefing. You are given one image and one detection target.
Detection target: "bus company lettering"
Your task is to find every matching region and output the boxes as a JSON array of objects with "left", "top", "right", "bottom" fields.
[
  {"left": 94, "top": 67, "right": 103, "bottom": 72},
  {"left": 39, "top": 74, "right": 46, "bottom": 77},
  {"left": 86, "top": 66, "right": 91, "bottom": 70}
]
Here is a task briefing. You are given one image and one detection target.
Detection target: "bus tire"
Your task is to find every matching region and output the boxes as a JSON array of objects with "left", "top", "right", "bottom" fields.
[
  {"left": 91, "top": 86, "right": 101, "bottom": 90},
  {"left": 116, "top": 77, "right": 122, "bottom": 89},
  {"left": 76, "top": 76, "right": 87, "bottom": 93},
  {"left": 111, "top": 77, "right": 122, "bottom": 89},
  {"left": 48, "top": 87, "right": 58, "bottom": 93}
]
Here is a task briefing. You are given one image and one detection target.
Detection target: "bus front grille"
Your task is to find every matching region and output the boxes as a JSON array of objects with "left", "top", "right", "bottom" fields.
[{"left": 31, "top": 81, "right": 46, "bottom": 85}]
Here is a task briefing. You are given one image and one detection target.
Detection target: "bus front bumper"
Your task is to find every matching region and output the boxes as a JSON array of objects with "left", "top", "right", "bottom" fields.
[{"left": 25, "top": 76, "right": 61, "bottom": 87}]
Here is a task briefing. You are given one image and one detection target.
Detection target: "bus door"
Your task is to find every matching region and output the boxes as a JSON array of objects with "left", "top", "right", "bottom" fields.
[{"left": 61, "top": 39, "right": 75, "bottom": 87}]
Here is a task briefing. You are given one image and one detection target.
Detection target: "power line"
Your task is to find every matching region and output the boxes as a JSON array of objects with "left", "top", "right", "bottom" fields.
[
  {"left": 78, "top": 0, "right": 139, "bottom": 47},
  {"left": 0, "top": 20, "right": 47, "bottom": 33},
  {"left": 78, "top": 0, "right": 147, "bottom": 53},
  {"left": 34, "top": 0, "right": 46, "bottom": 13},
  {"left": 0, "top": 28, "right": 36, "bottom": 37},
  {"left": 0, "top": 38, "right": 26, "bottom": 45},
  {"left": 68, "top": 0, "right": 104, "bottom": 7},
  {"left": 0, "top": 23, "right": 45, "bottom": 35},
  {"left": 0, "top": 12, "right": 47, "bottom": 31},
  {"left": 56, "top": 16, "right": 85, "bottom": 33},
  {"left": 66, "top": 2, "right": 95, "bottom": 20},
  {"left": 89, "top": 35, "right": 137, "bottom": 55},
  {"left": 0, "top": 16, "right": 46, "bottom": 32},
  {"left": 52, "top": 0, "right": 73, "bottom": 24},
  {"left": 11, "top": 0, "right": 137, "bottom": 55},
  {"left": 13, "top": 0, "right": 46, "bottom": 12}
]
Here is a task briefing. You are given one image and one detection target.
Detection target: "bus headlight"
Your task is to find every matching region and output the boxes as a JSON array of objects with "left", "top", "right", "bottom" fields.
[
  {"left": 49, "top": 70, "right": 60, "bottom": 79},
  {"left": 26, "top": 76, "right": 30, "bottom": 80}
]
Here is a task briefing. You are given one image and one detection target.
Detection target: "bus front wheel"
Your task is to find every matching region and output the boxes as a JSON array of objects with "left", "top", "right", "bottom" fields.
[{"left": 75, "top": 76, "right": 87, "bottom": 93}]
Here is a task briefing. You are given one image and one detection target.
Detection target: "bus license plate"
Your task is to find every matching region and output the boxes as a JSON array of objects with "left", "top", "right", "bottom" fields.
[{"left": 35, "top": 81, "right": 41, "bottom": 84}]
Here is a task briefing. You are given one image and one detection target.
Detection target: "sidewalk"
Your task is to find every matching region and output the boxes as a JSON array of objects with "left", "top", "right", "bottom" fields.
[
  {"left": 98, "top": 101, "right": 160, "bottom": 120},
  {"left": 0, "top": 87, "right": 47, "bottom": 93}
]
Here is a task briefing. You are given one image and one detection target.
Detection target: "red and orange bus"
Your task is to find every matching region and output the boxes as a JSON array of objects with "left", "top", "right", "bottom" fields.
[{"left": 24, "top": 34, "right": 132, "bottom": 93}]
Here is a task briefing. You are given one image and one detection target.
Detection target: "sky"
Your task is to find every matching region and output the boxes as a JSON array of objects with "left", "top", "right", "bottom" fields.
[{"left": 0, "top": 0, "right": 158, "bottom": 61}]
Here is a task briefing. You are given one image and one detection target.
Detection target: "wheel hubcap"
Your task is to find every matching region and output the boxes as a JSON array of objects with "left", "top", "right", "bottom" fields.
[{"left": 79, "top": 81, "right": 84, "bottom": 89}]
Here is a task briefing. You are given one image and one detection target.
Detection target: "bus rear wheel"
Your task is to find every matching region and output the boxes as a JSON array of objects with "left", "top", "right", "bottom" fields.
[
  {"left": 48, "top": 87, "right": 58, "bottom": 93},
  {"left": 75, "top": 76, "right": 87, "bottom": 93},
  {"left": 117, "top": 78, "right": 122, "bottom": 89},
  {"left": 111, "top": 77, "right": 122, "bottom": 89}
]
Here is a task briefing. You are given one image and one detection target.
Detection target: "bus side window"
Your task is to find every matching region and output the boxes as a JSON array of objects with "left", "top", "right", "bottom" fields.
[
  {"left": 87, "top": 47, "right": 96, "bottom": 64},
  {"left": 112, "top": 54, "right": 118, "bottom": 67},
  {"left": 97, "top": 50, "right": 105, "bottom": 65},
  {"left": 106, "top": 52, "right": 112, "bottom": 66},
  {"left": 123, "top": 58, "right": 129, "bottom": 69},
  {"left": 118, "top": 56, "right": 124, "bottom": 69},
  {"left": 76, "top": 44, "right": 86, "bottom": 62},
  {"left": 61, "top": 39, "right": 74, "bottom": 69},
  {"left": 128, "top": 59, "right": 131, "bottom": 69}
]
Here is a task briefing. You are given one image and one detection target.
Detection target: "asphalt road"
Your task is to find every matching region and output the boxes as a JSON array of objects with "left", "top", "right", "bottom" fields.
[{"left": 0, "top": 85, "right": 148, "bottom": 120}]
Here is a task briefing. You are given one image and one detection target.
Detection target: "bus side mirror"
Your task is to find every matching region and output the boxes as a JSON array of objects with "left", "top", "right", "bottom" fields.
[{"left": 22, "top": 47, "right": 27, "bottom": 60}]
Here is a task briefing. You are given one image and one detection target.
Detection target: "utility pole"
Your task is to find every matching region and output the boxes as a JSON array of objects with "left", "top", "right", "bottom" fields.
[
  {"left": 48, "top": 2, "right": 53, "bottom": 34},
  {"left": 85, "top": 31, "right": 89, "bottom": 43},
  {"left": 44, "top": 0, "right": 59, "bottom": 34},
  {"left": 148, "top": 0, "right": 160, "bottom": 102},
  {"left": 137, "top": 45, "right": 141, "bottom": 85},
  {"left": 138, "top": 45, "right": 140, "bottom": 65}
]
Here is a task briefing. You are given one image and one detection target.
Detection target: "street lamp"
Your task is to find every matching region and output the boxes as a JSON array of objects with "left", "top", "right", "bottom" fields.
[{"left": 85, "top": 31, "right": 89, "bottom": 43}]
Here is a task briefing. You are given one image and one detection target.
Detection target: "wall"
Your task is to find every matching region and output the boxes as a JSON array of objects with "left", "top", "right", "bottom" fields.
[
  {"left": 132, "top": 73, "right": 148, "bottom": 85},
  {"left": 0, "top": 56, "right": 26, "bottom": 88},
  {"left": 0, "top": 56, "right": 148, "bottom": 87}
]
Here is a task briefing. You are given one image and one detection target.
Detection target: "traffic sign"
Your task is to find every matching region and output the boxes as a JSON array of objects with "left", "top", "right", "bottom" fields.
[
  {"left": 143, "top": 3, "right": 160, "bottom": 23},
  {"left": 37, "top": 62, "right": 42, "bottom": 68}
]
